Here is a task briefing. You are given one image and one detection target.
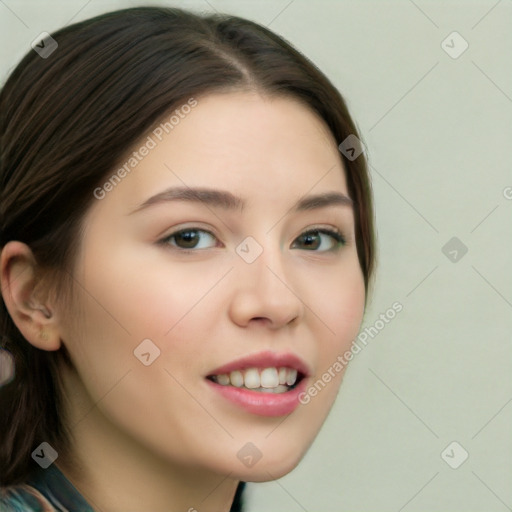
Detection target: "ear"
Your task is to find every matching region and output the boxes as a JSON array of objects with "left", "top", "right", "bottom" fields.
[{"left": 0, "top": 241, "right": 62, "bottom": 351}]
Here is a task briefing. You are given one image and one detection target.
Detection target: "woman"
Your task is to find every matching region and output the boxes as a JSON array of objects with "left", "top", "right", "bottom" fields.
[{"left": 0, "top": 6, "right": 376, "bottom": 511}]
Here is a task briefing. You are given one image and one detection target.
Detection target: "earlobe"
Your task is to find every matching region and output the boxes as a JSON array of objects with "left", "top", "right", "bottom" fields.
[{"left": 0, "top": 241, "right": 62, "bottom": 351}]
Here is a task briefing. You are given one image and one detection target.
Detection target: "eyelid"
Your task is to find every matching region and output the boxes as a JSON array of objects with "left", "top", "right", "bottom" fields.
[{"left": 157, "top": 222, "right": 220, "bottom": 242}]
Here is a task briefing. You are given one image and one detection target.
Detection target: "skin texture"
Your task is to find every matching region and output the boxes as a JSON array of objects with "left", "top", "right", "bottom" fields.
[{"left": 1, "top": 91, "right": 366, "bottom": 512}]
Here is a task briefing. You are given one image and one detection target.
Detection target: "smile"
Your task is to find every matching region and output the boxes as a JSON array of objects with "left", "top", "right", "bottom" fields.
[
  {"left": 208, "top": 366, "right": 300, "bottom": 393},
  {"left": 205, "top": 350, "right": 310, "bottom": 416}
]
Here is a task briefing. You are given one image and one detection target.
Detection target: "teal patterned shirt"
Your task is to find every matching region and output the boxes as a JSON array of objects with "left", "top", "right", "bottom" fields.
[
  {"left": 0, "top": 464, "right": 94, "bottom": 511},
  {"left": 0, "top": 465, "right": 246, "bottom": 511}
]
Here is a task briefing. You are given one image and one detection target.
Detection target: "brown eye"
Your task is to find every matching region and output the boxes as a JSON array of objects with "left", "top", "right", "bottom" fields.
[
  {"left": 292, "top": 229, "right": 345, "bottom": 252},
  {"left": 161, "top": 228, "right": 217, "bottom": 251}
]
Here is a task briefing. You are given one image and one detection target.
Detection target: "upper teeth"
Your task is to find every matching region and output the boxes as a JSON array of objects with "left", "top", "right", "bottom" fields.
[{"left": 213, "top": 367, "right": 298, "bottom": 389}]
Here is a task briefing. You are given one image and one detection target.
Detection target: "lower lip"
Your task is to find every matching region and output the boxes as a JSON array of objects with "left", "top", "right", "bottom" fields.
[{"left": 206, "top": 377, "right": 308, "bottom": 417}]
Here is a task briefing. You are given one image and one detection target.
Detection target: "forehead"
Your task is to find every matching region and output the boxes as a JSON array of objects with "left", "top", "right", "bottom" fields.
[
  {"left": 173, "top": 91, "right": 340, "bottom": 167},
  {"left": 96, "top": 91, "right": 350, "bottom": 215}
]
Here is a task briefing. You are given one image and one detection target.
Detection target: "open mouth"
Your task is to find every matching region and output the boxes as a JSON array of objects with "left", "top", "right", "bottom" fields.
[{"left": 207, "top": 367, "right": 306, "bottom": 394}]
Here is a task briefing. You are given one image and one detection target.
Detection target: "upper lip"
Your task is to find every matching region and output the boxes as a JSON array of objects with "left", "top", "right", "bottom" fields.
[{"left": 207, "top": 350, "right": 311, "bottom": 378}]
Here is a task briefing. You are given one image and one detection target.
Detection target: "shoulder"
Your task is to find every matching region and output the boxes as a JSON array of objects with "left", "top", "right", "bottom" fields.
[
  {"left": 0, "top": 483, "right": 57, "bottom": 511},
  {"left": 1, "top": 464, "right": 95, "bottom": 512}
]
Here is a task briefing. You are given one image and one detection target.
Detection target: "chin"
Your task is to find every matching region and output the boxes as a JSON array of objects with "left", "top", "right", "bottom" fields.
[
  {"left": 239, "top": 461, "right": 301, "bottom": 483},
  {"left": 228, "top": 439, "right": 311, "bottom": 483}
]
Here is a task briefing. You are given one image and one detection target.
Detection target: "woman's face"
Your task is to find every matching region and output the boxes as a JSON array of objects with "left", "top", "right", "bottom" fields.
[{"left": 60, "top": 91, "right": 366, "bottom": 481}]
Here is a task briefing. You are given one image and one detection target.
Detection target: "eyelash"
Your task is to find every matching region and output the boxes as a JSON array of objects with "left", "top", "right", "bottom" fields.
[{"left": 158, "top": 226, "right": 347, "bottom": 254}]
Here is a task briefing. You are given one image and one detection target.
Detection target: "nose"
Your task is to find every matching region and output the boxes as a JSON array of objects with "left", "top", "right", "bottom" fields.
[{"left": 228, "top": 238, "right": 305, "bottom": 330}]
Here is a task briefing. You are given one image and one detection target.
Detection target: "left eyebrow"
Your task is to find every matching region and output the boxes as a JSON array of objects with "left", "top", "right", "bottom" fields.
[{"left": 128, "top": 186, "right": 353, "bottom": 215}]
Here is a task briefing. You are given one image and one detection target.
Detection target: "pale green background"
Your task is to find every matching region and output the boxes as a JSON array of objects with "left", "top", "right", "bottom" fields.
[{"left": 1, "top": 1, "right": 511, "bottom": 510}]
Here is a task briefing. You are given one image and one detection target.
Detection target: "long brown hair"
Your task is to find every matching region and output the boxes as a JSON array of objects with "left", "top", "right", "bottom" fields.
[{"left": 0, "top": 5, "right": 376, "bottom": 491}]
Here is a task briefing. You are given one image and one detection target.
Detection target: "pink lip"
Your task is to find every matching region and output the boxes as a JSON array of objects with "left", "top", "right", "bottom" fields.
[
  {"left": 206, "top": 350, "right": 311, "bottom": 377},
  {"left": 206, "top": 377, "right": 309, "bottom": 416},
  {"left": 205, "top": 350, "right": 311, "bottom": 417}
]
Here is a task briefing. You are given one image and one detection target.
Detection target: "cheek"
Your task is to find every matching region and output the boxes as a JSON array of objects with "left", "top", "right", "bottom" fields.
[
  {"left": 77, "top": 238, "right": 227, "bottom": 338},
  {"left": 73, "top": 247, "right": 235, "bottom": 396},
  {"left": 310, "top": 261, "right": 366, "bottom": 351},
  {"left": 59, "top": 260, "right": 226, "bottom": 465},
  {"left": 293, "top": 261, "right": 365, "bottom": 406},
  {"left": 302, "top": 262, "right": 365, "bottom": 420}
]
